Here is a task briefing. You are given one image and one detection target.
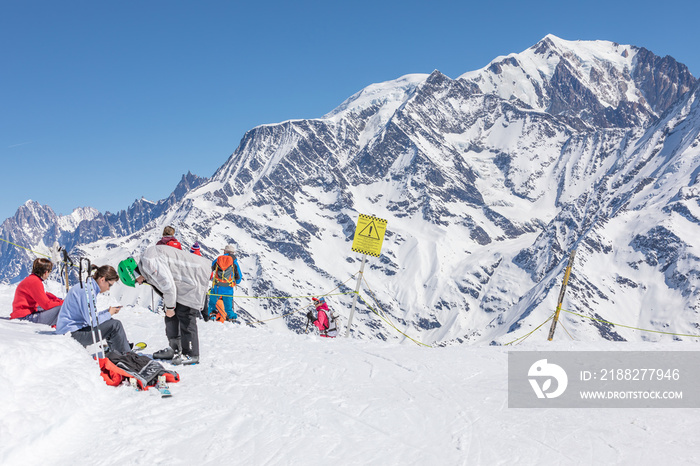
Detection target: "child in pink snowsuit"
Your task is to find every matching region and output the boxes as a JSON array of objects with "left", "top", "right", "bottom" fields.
[{"left": 307, "top": 297, "right": 338, "bottom": 338}]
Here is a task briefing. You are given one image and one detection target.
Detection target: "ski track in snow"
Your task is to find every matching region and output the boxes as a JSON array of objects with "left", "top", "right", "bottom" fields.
[{"left": 1, "top": 284, "right": 700, "bottom": 465}]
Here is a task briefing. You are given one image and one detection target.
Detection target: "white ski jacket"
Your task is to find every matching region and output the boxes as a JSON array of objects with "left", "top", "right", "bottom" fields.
[{"left": 138, "top": 245, "right": 212, "bottom": 310}]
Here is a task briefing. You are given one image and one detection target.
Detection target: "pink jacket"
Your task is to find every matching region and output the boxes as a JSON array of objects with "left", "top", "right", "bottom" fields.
[{"left": 313, "top": 302, "right": 330, "bottom": 333}]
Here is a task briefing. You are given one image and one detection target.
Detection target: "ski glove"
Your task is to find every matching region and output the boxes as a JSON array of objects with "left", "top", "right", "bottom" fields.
[{"left": 306, "top": 311, "right": 315, "bottom": 322}]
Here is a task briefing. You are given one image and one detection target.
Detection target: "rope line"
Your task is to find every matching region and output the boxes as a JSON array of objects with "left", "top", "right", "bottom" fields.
[
  {"left": 503, "top": 314, "right": 554, "bottom": 346},
  {"left": 560, "top": 308, "right": 700, "bottom": 339},
  {"left": 359, "top": 275, "right": 431, "bottom": 347},
  {"left": 0, "top": 238, "right": 80, "bottom": 274},
  {"left": 240, "top": 273, "right": 359, "bottom": 326},
  {"left": 206, "top": 290, "right": 356, "bottom": 300},
  {"left": 559, "top": 319, "right": 575, "bottom": 340},
  {"left": 5, "top": 237, "right": 698, "bottom": 341},
  {"left": 0, "top": 237, "right": 53, "bottom": 259}
]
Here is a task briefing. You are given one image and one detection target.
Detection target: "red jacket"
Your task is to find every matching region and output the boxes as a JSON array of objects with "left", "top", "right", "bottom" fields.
[
  {"left": 11, "top": 274, "right": 64, "bottom": 319},
  {"left": 156, "top": 236, "right": 182, "bottom": 250}
]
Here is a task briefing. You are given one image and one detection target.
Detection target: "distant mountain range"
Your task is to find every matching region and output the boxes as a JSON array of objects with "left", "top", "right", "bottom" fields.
[
  {"left": 2, "top": 35, "right": 699, "bottom": 344},
  {"left": 0, "top": 172, "right": 206, "bottom": 282}
]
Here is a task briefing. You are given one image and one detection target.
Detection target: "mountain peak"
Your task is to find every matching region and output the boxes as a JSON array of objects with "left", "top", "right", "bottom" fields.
[
  {"left": 14, "top": 199, "right": 55, "bottom": 220},
  {"left": 324, "top": 73, "right": 428, "bottom": 120},
  {"left": 534, "top": 34, "right": 630, "bottom": 59},
  {"left": 535, "top": 33, "right": 564, "bottom": 52},
  {"left": 459, "top": 35, "right": 696, "bottom": 128},
  {"left": 57, "top": 206, "right": 100, "bottom": 230}
]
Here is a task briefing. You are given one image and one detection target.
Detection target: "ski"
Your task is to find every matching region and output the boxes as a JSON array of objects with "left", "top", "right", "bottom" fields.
[
  {"left": 156, "top": 375, "right": 172, "bottom": 398},
  {"left": 126, "top": 377, "right": 140, "bottom": 391}
]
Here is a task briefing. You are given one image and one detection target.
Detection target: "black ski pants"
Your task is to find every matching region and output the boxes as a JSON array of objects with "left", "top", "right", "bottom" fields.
[
  {"left": 165, "top": 303, "right": 200, "bottom": 357},
  {"left": 71, "top": 318, "right": 131, "bottom": 354}
]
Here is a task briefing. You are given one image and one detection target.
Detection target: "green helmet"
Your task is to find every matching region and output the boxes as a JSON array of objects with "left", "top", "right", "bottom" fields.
[{"left": 118, "top": 257, "right": 138, "bottom": 287}]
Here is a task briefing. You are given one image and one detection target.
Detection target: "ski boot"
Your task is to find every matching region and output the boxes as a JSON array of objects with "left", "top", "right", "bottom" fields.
[
  {"left": 153, "top": 338, "right": 182, "bottom": 360},
  {"left": 172, "top": 354, "right": 199, "bottom": 366}
]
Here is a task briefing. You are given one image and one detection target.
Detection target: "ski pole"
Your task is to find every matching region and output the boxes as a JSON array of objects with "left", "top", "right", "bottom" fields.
[
  {"left": 79, "top": 258, "right": 99, "bottom": 355},
  {"left": 304, "top": 302, "right": 315, "bottom": 333},
  {"left": 82, "top": 258, "right": 106, "bottom": 360},
  {"left": 61, "top": 247, "right": 72, "bottom": 294},
  {"left": 88, "top": 276, "right": 106, "bottom": 359}
]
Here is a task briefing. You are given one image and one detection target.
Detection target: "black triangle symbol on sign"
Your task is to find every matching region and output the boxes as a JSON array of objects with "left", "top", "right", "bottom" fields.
[{"left": 358, "top": 221, "right": 381, "bottom": 239}]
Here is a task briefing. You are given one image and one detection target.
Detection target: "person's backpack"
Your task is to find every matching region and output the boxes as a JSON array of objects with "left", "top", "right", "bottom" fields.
[
  {"left": 325, "top": 308, "right": 338, "bottom": 336},
  {"left": 214, "top": 255, "right": 240, "bottom": 286},
  {"left": 157, "top": 236, "right": 182, "bottom": 250},
  {"left": 166, "top": 239, "right": 182, "bottom": 250},
  {"left": 214, "top": 296, "right": 227, "bottom": 323}
]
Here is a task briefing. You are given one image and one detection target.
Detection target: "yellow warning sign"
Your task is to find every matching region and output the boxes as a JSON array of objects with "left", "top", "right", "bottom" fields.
[{"left": 351, "top": 214, "right": 387, "bottom": 257}]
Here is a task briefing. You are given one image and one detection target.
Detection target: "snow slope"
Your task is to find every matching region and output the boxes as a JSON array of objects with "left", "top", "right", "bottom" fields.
[{"left": 2, "top": 284, "right": 699, "bottom": 465}]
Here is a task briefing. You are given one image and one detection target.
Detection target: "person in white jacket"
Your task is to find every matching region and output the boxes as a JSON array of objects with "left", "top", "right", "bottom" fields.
[{"left": 118, "top": 245, "right": 211, "bottom": 365}]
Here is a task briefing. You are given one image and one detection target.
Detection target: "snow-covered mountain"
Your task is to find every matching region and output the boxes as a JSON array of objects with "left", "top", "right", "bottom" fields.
[
  {"left": 2, "top": 35, "right": 699, "bottom": 345},
  {"left": 460, "top": 34, "right": 696, "bottom": 128},
  {"left": 0, "top": 172, "right": 206, "bottom": 283}
]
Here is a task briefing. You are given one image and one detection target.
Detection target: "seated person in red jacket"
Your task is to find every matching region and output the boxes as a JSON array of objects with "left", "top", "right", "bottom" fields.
[
  {"left": 156, "top": 225, "right": 182, "bottom": 250},
  {"left": 11, "top": 258, "right": 64, "bottom": 326}
]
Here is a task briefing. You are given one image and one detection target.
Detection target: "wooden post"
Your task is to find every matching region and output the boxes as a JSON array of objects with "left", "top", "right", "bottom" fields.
[{"left": 548, "top": 249, "right": 577, "bottom": 341}]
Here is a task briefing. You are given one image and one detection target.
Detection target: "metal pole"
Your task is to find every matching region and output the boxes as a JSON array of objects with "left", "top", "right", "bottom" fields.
[
  {"left": 63, "top": 249, "right": 70, "bottom": 293},
  {"left": 345, "top": 254, "right": 367, "bottom": 338},
  {"left": 548, "top": 250, "right": 577, "bottom": 341},
  {"left": 81, "top": 258, "right": 106, "bottom": 359}
]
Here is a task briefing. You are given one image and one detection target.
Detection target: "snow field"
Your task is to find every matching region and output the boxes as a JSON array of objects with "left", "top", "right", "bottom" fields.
[{"left": 2, "top": 283, "right": 700, "bottom": 465}]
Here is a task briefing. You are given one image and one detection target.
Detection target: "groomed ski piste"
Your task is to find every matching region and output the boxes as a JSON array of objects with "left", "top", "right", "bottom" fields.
[{"left": 1, "top": 283, "right": 699, "bottom": 466}]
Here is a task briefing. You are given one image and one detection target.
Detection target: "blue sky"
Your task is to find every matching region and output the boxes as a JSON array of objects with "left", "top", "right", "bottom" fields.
[{"left": 2, "top": 0, "right": 699, "bottom": 222}]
